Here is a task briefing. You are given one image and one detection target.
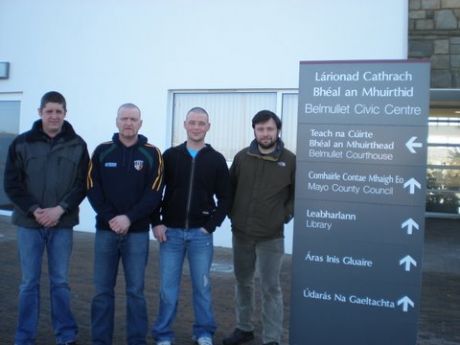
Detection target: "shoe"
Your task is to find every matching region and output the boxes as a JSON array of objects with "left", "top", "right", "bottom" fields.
[
  {"left": 222, "top": 328, "right": 254, "bottom": 345},
  {"left": 157, "top": 341, "right": 172, "bottom": 345},
  {"left": 262, "top": 342, "right": 279, "bottom": 345},
  {"left": 58, "top": 342, "right": 77, "bottom": 345},
  {"left": 196, "top": 336, "right": 213, "bottom": 345}
]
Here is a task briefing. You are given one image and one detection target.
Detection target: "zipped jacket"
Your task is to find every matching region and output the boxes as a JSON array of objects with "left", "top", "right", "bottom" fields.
[
  {"left": 151, "top": 142, "right": 230, "bottom": 233},
  {"left": 229, "top": 138, "right": 295, "bottom": 240},
  {"left": 87, "top": 133, "right": 163, "bottom": 232},
  {"left": 4, "top": 120, "right": 89, "bottom": 228}
]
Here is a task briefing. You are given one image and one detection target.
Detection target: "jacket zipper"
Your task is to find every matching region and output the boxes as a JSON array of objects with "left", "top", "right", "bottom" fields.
[
  {"left": 42, "top": 140, "right": 53, "bottom": 205},
  {"left": 185, "top": 157, "right": 196, "bottom": 229}
]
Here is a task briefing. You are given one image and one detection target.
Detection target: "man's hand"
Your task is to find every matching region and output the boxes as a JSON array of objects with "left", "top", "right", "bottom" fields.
[
  {"left": 34, "top": 206, "right": 65, "bottom": 228},
  {"left": 109, "top": 215, "right": 131, "bottom": 235},
  {"left": 152, "top": 224, "right": 168, "bottom": 242}
]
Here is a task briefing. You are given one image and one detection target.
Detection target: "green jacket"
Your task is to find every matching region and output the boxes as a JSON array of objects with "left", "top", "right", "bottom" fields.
[{"left": 229, "top": 139, "right": 295, "bottom": 240}]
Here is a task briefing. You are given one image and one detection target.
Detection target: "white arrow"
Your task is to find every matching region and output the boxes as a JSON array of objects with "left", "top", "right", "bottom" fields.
[
  {"left": 401, "top": 218, "right": 419, "bottom": 235},
  {"left": 397, "top": 296, "right": 414, "bottom": 312},
  {"left": 406, "top": 136, "right": 423, "bottom": 154},
  {"left": 403, "top": 178, "right": 421, "bottom": 194},
  {"left": 399, "top": 255, "right": 417, "bottom": 271}
]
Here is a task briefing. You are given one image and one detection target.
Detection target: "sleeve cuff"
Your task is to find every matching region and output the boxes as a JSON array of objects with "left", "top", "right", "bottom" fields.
[
  {"left": 28, "top": 204, "right": 39, "bottom": 215},
  {"left": 58, "top": 202, "right": 69, "bottom": 213}
]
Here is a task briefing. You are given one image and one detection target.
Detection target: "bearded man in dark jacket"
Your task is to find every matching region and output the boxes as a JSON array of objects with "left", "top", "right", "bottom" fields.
[{"left": 223, "top": 110, "right": 295, "bottom": 345}]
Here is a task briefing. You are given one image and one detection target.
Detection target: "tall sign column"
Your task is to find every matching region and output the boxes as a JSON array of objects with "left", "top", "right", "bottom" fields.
[{"left": 290, "top": 60, "right": 430, "bottom": 345}]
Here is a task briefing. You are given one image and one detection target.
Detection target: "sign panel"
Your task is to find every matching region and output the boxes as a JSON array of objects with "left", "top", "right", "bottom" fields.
[{"left": 290, "top": 60, "right": 430, "bottom": 345}]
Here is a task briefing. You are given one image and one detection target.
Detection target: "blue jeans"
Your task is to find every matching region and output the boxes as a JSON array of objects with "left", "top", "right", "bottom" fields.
[
  {"left": 152, "top": 228, "right": 216, "bottom": 342},
  {"left": 15, "top": 227, "right": 78, "bottom": 345},
  {"left": 91, "top": 230, "right": 149, "bottom": 345}
]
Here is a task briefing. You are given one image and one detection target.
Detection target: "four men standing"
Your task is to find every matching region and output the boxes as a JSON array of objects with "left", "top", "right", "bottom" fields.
[{"left": 4, "top": 97, "right": 295, "bottom": 345}]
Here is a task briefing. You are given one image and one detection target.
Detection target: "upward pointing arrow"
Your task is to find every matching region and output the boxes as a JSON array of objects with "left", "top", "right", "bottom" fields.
[
  {"left": 406, "top": 136, "right": 423, "bottom": 154},
  {"left": 399, "top": 255, "right": 417, "bottom": 271},
  {"left": 397, "top": 296, "right": 414, "bottom": 312},
  {"left": 401, "top": 218, "right": 419, "bottom": 235},
  {"left": 404, "top": 178, "right": 421, "bottom": 194}
]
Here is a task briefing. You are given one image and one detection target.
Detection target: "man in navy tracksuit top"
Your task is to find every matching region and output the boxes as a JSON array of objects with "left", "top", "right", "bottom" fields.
[
  {"left": 151, "top": 107, "right": 230, "bottom": 345},
  {"left": 87, "top": 103, "right": 163, "bottom": 345}
]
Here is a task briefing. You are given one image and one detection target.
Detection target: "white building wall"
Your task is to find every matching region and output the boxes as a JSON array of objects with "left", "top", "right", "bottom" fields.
[{"left": 0, "top": 0, "right": 408, "bottom": 252}]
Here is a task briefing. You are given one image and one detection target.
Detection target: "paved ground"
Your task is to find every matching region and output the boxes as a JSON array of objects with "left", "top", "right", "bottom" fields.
[{"left": 0, "top": 215, "right": 459, "bottom": 345}]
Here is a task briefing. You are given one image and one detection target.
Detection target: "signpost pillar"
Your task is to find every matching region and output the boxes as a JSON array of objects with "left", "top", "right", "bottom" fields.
[{"left": 290, "top": 60, "right": 430, "bottom": 345}]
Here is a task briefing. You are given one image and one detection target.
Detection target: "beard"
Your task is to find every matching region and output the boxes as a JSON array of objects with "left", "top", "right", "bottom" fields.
[{"left": 256, "top": 138, "right": 277, "bottom": 150}]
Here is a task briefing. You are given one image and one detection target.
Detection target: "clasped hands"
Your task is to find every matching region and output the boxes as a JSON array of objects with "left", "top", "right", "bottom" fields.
[{"left": 33, "top": 206, "right": 65, "bottom": 228}]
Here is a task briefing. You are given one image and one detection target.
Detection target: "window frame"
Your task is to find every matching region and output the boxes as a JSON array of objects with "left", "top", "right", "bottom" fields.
[
  {"left": 0, "top": 92, "right": 22, "bottom": 215},
  {"left": 169, "top": 89, "right": 298, "bottom": 160}
]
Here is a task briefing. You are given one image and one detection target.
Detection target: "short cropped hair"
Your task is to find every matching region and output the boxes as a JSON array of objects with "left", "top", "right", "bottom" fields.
[
  {"left": 117, "top": 103, "right": 141, "bottom": 116},
  {"left": 40, "top": 91, "right": 67, "bottom": 111},
  {"left": 251, "top": 110, "right": 282, "bottom": 130},
  {"left": 187, "top": 106, "right": 209, "bottom": 118}
]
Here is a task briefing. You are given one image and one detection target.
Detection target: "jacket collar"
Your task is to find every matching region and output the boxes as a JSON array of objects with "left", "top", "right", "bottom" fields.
[
  {"left": 27, "top": 120, "right": 77, "bottom": 142},
  {"left": 112, "top": 133, "right": 148, "bottom": 148},
  {"left": 247, "top": 138, "right": 284, "bottom": 161},
  {"left": 178, "top": 141, "right": 213, "bottom": 154}
]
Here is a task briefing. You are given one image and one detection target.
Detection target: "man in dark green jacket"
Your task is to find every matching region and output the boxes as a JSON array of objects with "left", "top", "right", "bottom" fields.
[
  {"left": 223, "top": 110, "right": 295, "bottom": 345},
  {"left": 4, "top": 91, "right": 89, "bottom": 345}
]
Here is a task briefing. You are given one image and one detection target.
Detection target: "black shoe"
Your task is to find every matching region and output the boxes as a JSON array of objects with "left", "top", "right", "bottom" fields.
[
  {"left": 262, "top": 342, "right": 279, "bottom": 345},
  {"left": 58, "top": 342, "right": 76, "bottom": 345},
  {"left": 222, "top": 328, "right": 254, "bottom": 345}
]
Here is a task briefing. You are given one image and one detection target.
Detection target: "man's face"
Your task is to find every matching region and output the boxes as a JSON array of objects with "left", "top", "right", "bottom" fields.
[
  {"left": 116, "top": 107, "right": 142, "bottom": 140},
  {"left": 184, "top": 111, "right": 210, "bottom": 143},
  {"left": 254, "top": 118, "right": 279, "bottom": 150},
  {"left": 38, "top": 102, "right": 66, "bottom": 137}
]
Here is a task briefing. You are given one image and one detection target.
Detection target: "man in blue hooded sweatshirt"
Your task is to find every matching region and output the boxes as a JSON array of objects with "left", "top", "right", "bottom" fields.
[{"left": 87, "top": 103, "right": 163, "bottom": 345}]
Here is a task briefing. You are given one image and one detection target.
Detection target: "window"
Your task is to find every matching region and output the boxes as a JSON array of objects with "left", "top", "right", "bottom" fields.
[
  {"left": 281, "top": 93, "right": 298, "bottom": 152},
  {"left": 426, "top": 89, "right": 460, "bottom": 215},
  {"left": 171, "top": 90, "right": 298, "bottom": 160},
  {"left": 0, "top": 99, "right": 21, "bottom": 211},
  {"left": 426, "top": 116, "right": 460, "bottom": 215}
]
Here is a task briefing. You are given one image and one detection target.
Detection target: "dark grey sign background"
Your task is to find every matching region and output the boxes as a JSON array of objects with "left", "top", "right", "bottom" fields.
[
  {"left": 297, "top": 61, "right": 429, "bottom": 126},
  {"left": 290, "top": 60, "right": 430, "bottom": 345},
  {"left": 298, "top": 161, "right": 426, "bottom": 205},
  {"left": 297, "top": 123, "right": 427, "bottom": 166},
  {"left": 294, "top": 199, "right": 425, "bottom": 245}
]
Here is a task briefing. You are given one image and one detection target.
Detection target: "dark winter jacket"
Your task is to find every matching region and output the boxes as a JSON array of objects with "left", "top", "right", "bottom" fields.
[
  {"left": 151, "top": 142, "right": 230, "bottom": 233},
  {"left": 87, "top": 133, "right": 163, "bottom": 232},
  {"left": 229, "top": 138, "right": 295, "bottom": 240},
  {"left": 4, "top": 120, "right": 89, "bottom": 228}
]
